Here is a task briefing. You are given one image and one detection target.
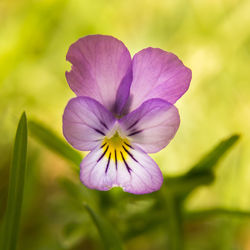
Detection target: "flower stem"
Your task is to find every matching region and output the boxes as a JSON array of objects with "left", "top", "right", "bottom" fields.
[{"left": 165, "top": 191, "right": 183, "bottom": 250}]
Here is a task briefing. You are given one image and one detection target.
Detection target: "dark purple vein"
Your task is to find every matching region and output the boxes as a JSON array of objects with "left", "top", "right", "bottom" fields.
[
  {"left": 97, "top": 145, "right": 109, "bottom": 162},
  {"left": 94, "top": 128, "right": 105, "bottom": 136},
  {"left": 124, "top": 142, "right": 133, "bottom": 149},
  {"left": 100, "top": 120, "right": 108, "bottom": 130},
  {"left": 122, "top": 145, "right": 138, "bottom": 162},
  {"left": 128, "top": 130, "right": 142, "bottom": 136},
  {"left": 120, "top": 151, "right": 131, "bottom": 174},
  {"left": 105, "top": 152, "right": 111, "bottom": 173},
  {"left": 114, "top": 149, "right": 118, "bottom": 170},
  {"left": 127, "top": 120, "right": 139, "bottom": 130}
]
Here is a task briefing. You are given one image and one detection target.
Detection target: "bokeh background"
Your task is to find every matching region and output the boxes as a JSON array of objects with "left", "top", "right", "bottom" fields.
[{"left": 1, "top": 0, "right": 250, "bottom": 249}]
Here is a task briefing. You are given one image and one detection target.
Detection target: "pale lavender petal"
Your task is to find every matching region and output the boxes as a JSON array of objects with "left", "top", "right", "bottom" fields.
[
  {"left": 80, "top": 144, "right": 163, "bottom": 194},
  {"left": 128, "top": 48, "right": 192, "bottom": 111},
  {"left": 116, "top": 145, "right": 163, "bottom": 194},
  {"left": 119, "top": 98, "right": 180, "bottom": 153},
  {"left": 63, "top": 96, "right": 115, "bottom": 151},
  {"left": 66, "top": 35, "right": 132, "bottom": 112},
  {"left": 80, "top": 146, "right": 117, "bottom": 191}
]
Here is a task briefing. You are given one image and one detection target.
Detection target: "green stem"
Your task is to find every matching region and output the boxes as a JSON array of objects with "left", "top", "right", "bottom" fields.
[{"left": 165, "top": 191, "right": 183, "bottom": 250}]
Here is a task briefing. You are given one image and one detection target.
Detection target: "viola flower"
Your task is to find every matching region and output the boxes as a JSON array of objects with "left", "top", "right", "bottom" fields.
[{"left": 63, "top": 35, "right": 191, "bottom": 194}]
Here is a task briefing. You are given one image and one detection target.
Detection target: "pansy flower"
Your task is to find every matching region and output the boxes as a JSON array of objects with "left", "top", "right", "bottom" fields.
[{"left": 63, "top": 35, "right": 191, "bottom": 194}]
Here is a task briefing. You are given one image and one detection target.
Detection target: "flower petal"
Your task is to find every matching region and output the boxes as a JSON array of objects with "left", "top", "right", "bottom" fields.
[
  {"left": 63, "top": 96, "right": 115, "bottom": 151},
  {"left": 119, "top": 98, "right": 180, "bottom": 153},
  {"left": 116, "top": 145, "right": 163, "bottom": 194},
  {"left": 80, "top": 146, "right": 118, "bottom": 191},
  {"left": 113, "top": 65, "right": 133, "bottom": 115},
  {"left": 128, "top": 48, "right": 192, "bottom": 111},
  {"left": 66, "top": 35, "right": 132, "bottom": 113},
  {"left": 80, "top": 144, "right": 163, "bottom": 194}
]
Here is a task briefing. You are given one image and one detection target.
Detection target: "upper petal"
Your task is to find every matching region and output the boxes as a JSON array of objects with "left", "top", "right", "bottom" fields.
[
  {"left": 66, "top": 35, "right": 132, "bottom": 113},
  {"left": 119, "top": 98, "right": 180, "bottom": 153},
  {"left": 63, "top": 96, "right": 115, "bottom": 151},
  {"left": 128, "top": 47, "right": 192, "bottom": 112}
]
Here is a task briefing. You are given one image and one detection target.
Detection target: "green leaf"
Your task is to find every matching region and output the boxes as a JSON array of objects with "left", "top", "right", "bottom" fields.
[
  {"left": 0, "top": 112, "right": 28, "bottom": 250},
  {"left": 186, "top": 134, "right": 240, "bottom": 177},
  {"left": 83, "top": 204, "right": 124, "bottom": 250},
  {"left": 28, "top": 120, "right": 82, "bottom": 171},
  {"left": 164, "top": 134, "right": 240, "bottom": 198},
  {"left": 166, "top": 172, "right": 215, "bottom": 195},
  {"left": 184, "top": 208, "right": 250, "bottom": 220}
]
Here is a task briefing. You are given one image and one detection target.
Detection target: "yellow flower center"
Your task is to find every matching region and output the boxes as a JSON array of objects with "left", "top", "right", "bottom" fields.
[{"left": 102, "top": 131, "right": 131, "bottom": 162}]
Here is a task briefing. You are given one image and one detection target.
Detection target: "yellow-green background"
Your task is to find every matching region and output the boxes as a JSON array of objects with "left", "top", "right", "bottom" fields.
[{"left": 0, "top": 0, "right": 250, "bottom": 249}]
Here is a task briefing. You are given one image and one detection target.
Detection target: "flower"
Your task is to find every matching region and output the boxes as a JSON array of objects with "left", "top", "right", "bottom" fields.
[{"left": 63, "top": 35, "right": 191, "bottom": 194}]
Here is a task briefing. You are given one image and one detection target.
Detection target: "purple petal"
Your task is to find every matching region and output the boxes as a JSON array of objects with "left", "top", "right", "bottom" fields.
[
  {"left": 119, "top": 98, "right": 180, "bottom": 153},
  {"left": 80, "top": 144, "right": 163, "bottom": 194},
  {"left": 66, "top": 35, "right": 132, "bottom": 113},
  {"left": 63, "top": 96, "right": 115, "bottom": 151},
  {"left": 113, "top": 65, "right": 132, "bottom": 115},
  {"left": 128, "top": 47, "right": 192, "bottom": 111}
]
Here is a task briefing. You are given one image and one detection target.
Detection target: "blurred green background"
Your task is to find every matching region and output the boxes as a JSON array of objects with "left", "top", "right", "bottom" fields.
[{"left": 1, "top": 0, "right": 250, "bottom": 249}]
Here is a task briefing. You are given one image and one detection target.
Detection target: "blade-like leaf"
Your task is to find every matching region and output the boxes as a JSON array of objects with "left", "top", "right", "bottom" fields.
[
  {"left": 164, "top": 134, "right": 240, "bottom": 198},
  {"left": 1, "top": 112, "right": 28, "bottom": 250},
  {"left": 184, "top": 208, "right": 250, "bottom": 220},
  {"left": 84, "top": 204, "right": 123, "bottom": 250},
  {"left": 28, "top": 120, "right": 82, "bottom": 170},
  {"left": 186, "top": 134, "right": 240, "bottom": 177},
  {"left": 166, "top": 172, "right": 214, "bottom": 195}
]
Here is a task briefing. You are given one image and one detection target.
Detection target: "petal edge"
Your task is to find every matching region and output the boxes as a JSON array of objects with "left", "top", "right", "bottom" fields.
[
  {"left": 129, "top": 47, "right": 192, "bottom": 111},
  {"left": 66, "top": 35, "right": 132, "bottom": 113}
]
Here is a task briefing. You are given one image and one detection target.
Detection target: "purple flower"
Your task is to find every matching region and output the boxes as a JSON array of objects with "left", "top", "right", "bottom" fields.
[{"left": 63, "top": 35, "right": 192, "bottom": 194}]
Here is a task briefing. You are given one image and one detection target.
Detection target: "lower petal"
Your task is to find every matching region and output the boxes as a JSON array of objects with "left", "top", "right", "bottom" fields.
[
  {"left": 80, "top": 146, "right": 117, "bottom": 191},
  {"left": 117, "top": 145, "right": 163, "bottom": 194},
  {"left": 80, "top": 144, "right": 163, "bottom": 194}
]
